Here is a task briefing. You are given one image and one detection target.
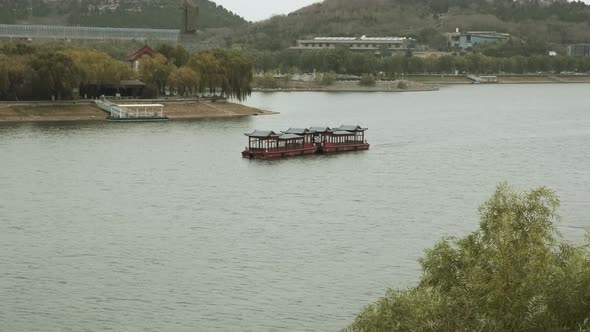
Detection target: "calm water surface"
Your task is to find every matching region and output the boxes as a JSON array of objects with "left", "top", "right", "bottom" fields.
[{"left": 1, "top": 84, "right": 589, "bottom": 331}]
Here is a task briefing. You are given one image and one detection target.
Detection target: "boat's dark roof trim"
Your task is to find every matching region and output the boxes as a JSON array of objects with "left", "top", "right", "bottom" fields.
[
  {"left": 245, "top": 130, "right": 280, "bottom": 137},
  {"left": 278, "top": 133, "right": 305, "bottom": 140},
  {"left": 282, "top": 128, "right": 315, "bottom": 135},
  {"left": 332, "top": 131, "right": 357, "bottom": 135},
  {"left": 309, "top": 126, "right": 333, "bottom": 133},
  {"left": 334, "top": 125, "right": 368, "bottom": 132}
]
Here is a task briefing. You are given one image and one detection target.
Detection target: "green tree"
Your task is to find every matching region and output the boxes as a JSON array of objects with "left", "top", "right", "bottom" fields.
[
  {"left": 346, "top": 184, "right": 590, "bottom": 332},
  {"left": 0, "top": 56, "right": 33, "bottom": 100},
  {"left": 30, "top": 51, "right": 81, "bottom": 100},
  {"left": 220, "top": 48, "right": 253, "bottom": 101},
  {"left": 188, "top": 49, "right": 253, "bottom": 100},
  {"left": 64, "top": 48, "right": 135, "bottom": 97},
  {"left": 188, "top": 51, "right": 225, "bottom": 96},
  {"left": 65, "top": 48, "right": 114, "bottom": 82},
  {"left": 139, "top": 54, "right": 175, "bottom": 96},
  {"left": 156, "top": 44, "right": 190, "bottom": 67},
  {"left": 168, "top": 66, "right": 199, "bottom": 96}
]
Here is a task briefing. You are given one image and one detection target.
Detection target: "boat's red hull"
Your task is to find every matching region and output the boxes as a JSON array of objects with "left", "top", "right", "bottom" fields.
[
  {"left": 242, "top": 143, "right": 369, "bottom": 159},
  {"left": 320, "top": 143, "right": 370, "bottom": 153},
  {"left": 242, "top": 146, "right": 317, "bottom": 159}
]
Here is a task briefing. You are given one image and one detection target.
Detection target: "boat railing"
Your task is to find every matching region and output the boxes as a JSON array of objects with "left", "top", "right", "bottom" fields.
[
  {"left": 247, "top": 145, "right": 306, "bottom": 153},
  {"left": 327, "top": 140, "right": 366, "bottom": 146}
]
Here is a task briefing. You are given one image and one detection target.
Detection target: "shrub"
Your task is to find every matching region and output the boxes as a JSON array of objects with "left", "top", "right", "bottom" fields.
[
  {"left": 256, "top": 73, "right": 279, "bottom": 89},
  {"left": 320, "top": 72, "right": 337, "bottom": 86},
  {"left": 346, "top": 184, "right": 590, "bottom": 332},
  {"left": 396, "top": 80, "right": 408, "bottom": 89},
  {"left": 359, "top": 74, "right": 376, "bottom": 87}
]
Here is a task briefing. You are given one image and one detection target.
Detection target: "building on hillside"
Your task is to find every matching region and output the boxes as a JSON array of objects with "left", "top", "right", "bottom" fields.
[
  {"left": 293, "top": 36, "right": 416, "bottom": 52},
  {"left": 447, "top": 30, "right": 510, "bottom": 49},
  {"left": 0, "top": 24, "right": 179, "bottom": 43},
  {"left": 567, "top": 44, "right": 590, "bottom": 56},
  {"left": 127, "top": 44, "right": 158, "bottom": 71}
]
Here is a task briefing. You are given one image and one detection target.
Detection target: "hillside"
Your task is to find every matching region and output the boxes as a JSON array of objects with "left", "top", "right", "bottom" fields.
[
  {"left": 225, "top": 0, "right": 590, "bottom": 52},
  {"left": 0, "top": 0, "right": 247, "bottom": 29}
]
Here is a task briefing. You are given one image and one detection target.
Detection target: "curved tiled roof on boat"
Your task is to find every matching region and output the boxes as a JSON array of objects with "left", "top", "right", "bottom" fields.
[
  {"left": 309, "top": 126, "right": 333, "bottom": 133},
  {"left": 282, "top": 128, "right": 315, "bottom": 135},
  {"left": 334, "top": 125, "right": 368, "bottom": 132},
  {"left": 245, "top": 130, "right": 280, "bottom": 138}
]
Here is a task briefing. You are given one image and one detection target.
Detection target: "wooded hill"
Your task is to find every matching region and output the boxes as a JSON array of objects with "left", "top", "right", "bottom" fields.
[
  {"left": 226, "top": 0, "right": 590, "bottom": 53},
  {"left": 0, "top": 0, "right": 247, "bottom": 29}
]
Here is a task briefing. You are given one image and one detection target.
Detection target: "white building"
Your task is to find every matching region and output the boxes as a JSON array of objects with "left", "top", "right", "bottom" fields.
[{"left": 293, "top": 35, "right": 416, "bottom": 51}]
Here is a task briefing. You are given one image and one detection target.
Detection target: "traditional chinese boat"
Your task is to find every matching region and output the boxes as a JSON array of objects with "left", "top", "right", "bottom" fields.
[{"left": 242, "top": 125, "right": 369, "bottom": 159}]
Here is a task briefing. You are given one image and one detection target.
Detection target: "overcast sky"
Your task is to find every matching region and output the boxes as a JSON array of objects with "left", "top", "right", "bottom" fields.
[{"left": 212, "top": 0, "right": 322, "bottom": 22}]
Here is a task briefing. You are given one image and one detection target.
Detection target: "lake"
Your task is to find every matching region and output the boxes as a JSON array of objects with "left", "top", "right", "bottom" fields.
[{"left": 1, "top": 84, "right": 589, "bottom": 331}]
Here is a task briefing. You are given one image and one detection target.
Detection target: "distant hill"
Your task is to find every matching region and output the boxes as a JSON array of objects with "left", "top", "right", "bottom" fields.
[
  {"left": 226, "top": 0, "right": 590, "bottom": 52},
  {"left": 0, "top": 0, "right": 247, "bottom": 30}
]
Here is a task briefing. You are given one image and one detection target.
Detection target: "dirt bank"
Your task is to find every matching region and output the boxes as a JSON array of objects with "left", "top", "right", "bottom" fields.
[{"left": 0, "top": 99, "right": 272, "bottom": 122}]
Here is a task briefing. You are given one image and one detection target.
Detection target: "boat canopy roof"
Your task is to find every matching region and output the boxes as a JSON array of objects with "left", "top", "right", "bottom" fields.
[
  {"left": 309, "top": 126, "right": 333, "bottom": 133},
  {"left": 278, "top": 133, "right": 305, "bottom": 140},
  {"left": 245, "top": 130, "right": 280, "bottom": 138},
  {"left": 282, "top": 128, "right": 315, "bottom": 135},
  {"left": 334, "top": 125, "right": 368, "bottom": 132},
  {"left": 332, "top": 131, "right": 358, "bottom": 135}
]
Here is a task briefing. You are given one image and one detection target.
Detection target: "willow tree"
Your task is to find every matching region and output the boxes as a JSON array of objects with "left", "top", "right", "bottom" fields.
[
  {"left": 221, "top": 48, "right": 253, "bottom": 101},
  {"left": 188, "top": 48, "right": 253, "bottom": 101},
  {"left": 168, "top": 66, "right": 199, "bottom": 96},
  {"left": 346, "top": 184, "right": 590, "bottom": 332},
  {"left": 156, "top": 44, "right": 190, "bottom": 67},
  {"left": 30, "top": 51, "right": 81, "bottom": 100},
  {"left": 187, "top": 51, "right": 225, "bottom": 96},
  {"left": 139, "top": 54, "right": 175, "bottom": 96},
  {"left": 0, "top": 55, "right": 33, "bottom": 101},
  {"left": 64, "top": 48, "right": 135, "bottom": 98}
]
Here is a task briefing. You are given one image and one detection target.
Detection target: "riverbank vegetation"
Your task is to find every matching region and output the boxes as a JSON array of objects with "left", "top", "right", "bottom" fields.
[
  {"left": 346, "top": 184, "right": 590, "bottom": 332},
  {"left": 247, "top": 49, "right": 590, "bottom": 77},
  {"left": 0, "top": 43, "right": 253, "bottom": 101}
]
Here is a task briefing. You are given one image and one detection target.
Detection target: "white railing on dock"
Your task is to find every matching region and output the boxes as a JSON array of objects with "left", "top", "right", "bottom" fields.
[{"left": 94, "top": 99, "right": 130, "bottom": 118}]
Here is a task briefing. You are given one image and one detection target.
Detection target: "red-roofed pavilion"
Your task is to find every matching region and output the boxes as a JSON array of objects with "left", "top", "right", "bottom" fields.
[{"left": 127, "top": 45, "right": 159, "bottom": 71}]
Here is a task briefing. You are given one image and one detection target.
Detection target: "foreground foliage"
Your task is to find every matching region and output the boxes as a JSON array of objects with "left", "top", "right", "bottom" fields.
[{"left": 347, "top": 184, "right": 590, "bottom": 332}]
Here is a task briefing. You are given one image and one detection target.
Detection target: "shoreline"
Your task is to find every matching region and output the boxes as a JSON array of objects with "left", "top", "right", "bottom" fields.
[
  {"left": 252, "top": 74, "right": 590, "bottom": 92},
  {"left": 252, "top": 80, "right": 438, "bottom": 93},
  {"left": 0, "top": 99, "right": 274, "bottom": 123},
  {"left": 404, "top": 74, "right": 590, "bottom": 85},
  {"left": 253, "top": 86, "right": 437, "bottom": 92}
]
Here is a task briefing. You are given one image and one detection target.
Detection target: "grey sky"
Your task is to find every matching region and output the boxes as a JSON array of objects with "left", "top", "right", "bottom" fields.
[{"left": 212, "top": 0, "right": 322, "bottom": 22}]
